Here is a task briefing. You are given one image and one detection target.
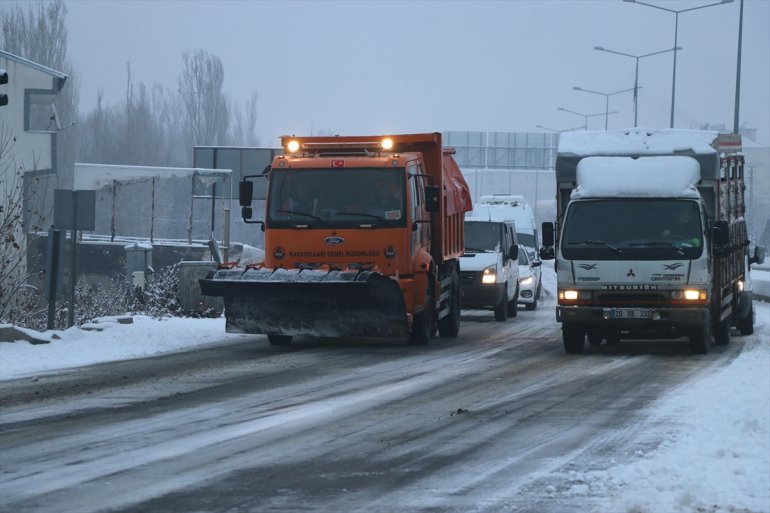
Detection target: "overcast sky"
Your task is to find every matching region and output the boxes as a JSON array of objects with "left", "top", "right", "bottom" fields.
[{"left": 62, "top": 0, "right": 770, "bottom": 146}]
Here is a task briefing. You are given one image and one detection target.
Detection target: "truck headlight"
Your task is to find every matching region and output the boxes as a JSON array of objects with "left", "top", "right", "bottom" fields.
[
  {"left": 519, "top": 276, "right": 534, "bottom": 286},
  {"left": 671, "top": 289, "right": 707, "bottom": 301},
  {"left": 482, "top": 265, "right": 497, "bottom": 284},
  {"left": 559, "top": 289, "right": 591, "bottom": 301}
]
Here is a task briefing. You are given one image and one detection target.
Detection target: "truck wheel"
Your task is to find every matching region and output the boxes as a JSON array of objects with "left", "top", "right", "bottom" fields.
[
  {"left": 507, "top": 286, "right": 519, "bottom": 318},
  {"left": 409, "top": 281, "right": 434, "bottom": 345},
  {"left": 494, "top": 287, "right": 509, "bottom": 321},
  {"left": 737, "top": 305, "right": 754, "bottom": 335},
  {"left": 714, "top": 315, "right": 731, "bottom": 346},
  {"left": 562, "top": 324, "right": 585, "bottom": 354},
  {"left": 689, "top": 323, "right": 711, "bottom": 354},
  {"left": 438, "top": 267, "right": 461, "bottom": 338},
  {"left": 268, "top": 334, "right": 293, "bottom": 346}
]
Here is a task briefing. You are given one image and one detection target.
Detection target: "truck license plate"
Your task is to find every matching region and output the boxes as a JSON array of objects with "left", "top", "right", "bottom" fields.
[{"left": 603, "top": 308, "right": 658, "bottom": 320}]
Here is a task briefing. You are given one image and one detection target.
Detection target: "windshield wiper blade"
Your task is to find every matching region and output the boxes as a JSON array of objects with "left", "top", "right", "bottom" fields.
[
  {"left": 333, "top": 211, "right": 394, "bottom": 226},
  {"left": 277, "top": 209, "right": 329, "bottom": 226},
  {"left": 630, "top": 241, "right": 685, "bottom": 255},
  {"left": 569, "top": 239, "right": 623, "bottom": 255},
  {"left": 464, "top": 246, "right": 493, "bottom": 253}
]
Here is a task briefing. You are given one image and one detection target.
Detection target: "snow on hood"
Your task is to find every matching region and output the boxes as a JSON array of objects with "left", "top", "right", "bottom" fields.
[
  {"left": 558, "top": 128, "right": 720, "bottom": 156},
  {"left": 572, "top": 156, "right": 701, "bottom": 199}
]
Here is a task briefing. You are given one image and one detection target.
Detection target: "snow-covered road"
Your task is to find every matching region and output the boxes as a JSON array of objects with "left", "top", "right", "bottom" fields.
[{"left": 1, "top": 264, "right": 768, "bottom": 513}]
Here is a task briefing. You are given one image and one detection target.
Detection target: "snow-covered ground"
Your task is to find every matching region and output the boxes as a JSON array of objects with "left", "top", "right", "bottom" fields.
[{"left": 1, "top": 270, "right": 768, "bottom": 513}]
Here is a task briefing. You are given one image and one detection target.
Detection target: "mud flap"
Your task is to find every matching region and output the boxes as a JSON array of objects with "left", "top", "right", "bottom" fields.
[{"left": 200, "top": 268, "right": 409, "bottom": 339}]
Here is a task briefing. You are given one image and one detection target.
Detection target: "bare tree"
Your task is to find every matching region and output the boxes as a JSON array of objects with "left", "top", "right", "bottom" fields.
[
  {"left": 0, "top": 124, "right": 48, "bottom": 325},
  {"left": 177, "top": 50, "right": 230, "bottom": 148},
  {"left": 231, "top": 90, "right": 260, "bottom": 147}
]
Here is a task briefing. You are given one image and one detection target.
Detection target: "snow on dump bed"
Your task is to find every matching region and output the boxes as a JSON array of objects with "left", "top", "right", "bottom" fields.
[
  {"left": 572, "top": 156, "right": 701, "bottom": 199},
  {"left": 558, "top": 128, "right": 720, "bottom": 156}
]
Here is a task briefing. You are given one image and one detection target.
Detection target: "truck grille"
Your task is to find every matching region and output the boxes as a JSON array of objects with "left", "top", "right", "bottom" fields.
[
  {"left": 593, "top": 292, "right": 669, "bottom": 306},
  {"left": 461, "top": 271, "right": 481, "bottom": 285}
]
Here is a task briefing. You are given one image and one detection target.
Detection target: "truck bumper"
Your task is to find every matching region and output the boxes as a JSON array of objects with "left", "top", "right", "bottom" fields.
[
  {"left": 557, "top": 305, "right": 708, "bottom": 331},
  {"left": 461, "top": 282, "right": 505, "bottom": 309}
]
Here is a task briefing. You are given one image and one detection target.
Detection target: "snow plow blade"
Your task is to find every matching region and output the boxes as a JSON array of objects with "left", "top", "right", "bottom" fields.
[{"left": 199, "top": 268, "right": 409, "bottom": 339}]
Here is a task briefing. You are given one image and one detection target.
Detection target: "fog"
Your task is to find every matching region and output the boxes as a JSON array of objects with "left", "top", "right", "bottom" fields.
[{"left": 65, "top": 0, "right": 770, "bottom": 146}]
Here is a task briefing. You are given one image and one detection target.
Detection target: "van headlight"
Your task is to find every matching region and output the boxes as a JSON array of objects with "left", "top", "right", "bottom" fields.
[{"left": 482, "top": 265, "right": 497, "bottom": 284}]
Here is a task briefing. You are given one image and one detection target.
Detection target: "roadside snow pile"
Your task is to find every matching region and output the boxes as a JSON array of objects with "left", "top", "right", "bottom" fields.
[
  {"left": 0, "top": 315, "right": 243, "bottom": 380},
  {"left": 585, "top": 307, "right": 770, "bottom": 513}
]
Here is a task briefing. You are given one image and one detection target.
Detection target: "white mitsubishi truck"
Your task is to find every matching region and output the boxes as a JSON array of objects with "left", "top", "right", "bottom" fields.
[{"left": 540, "top": 129, "right": 764, "bottom": 354}]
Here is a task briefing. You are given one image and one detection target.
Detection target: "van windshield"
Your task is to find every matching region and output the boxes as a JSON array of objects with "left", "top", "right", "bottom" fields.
[{"left": 465, "top": 221, "right": 503, "bottom": 252}]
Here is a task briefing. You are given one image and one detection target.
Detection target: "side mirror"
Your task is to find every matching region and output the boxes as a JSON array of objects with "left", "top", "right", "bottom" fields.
[
  {"left": 540, "top": 247, "right": 555, "bottom": 260},
  {"left": 239, "top": 180, "right": 254, "bottom": 207},
  {"left": 542, "top": 222, "right": 555, "bottom": 247},
  {"left": 750, "top": 245, "right": 766, "bottom": 266},
  {"left": 712, "top": 220, "right": 730, "bottom": 247},
  {"left": 531, "top": 260, "right": 542, "bottom": 267},
  {"left": 425, "top": 185, "right": 440, "bottom": 213},
  {"left": 509, "top": 245, "right": 518, "bottom": 261}
]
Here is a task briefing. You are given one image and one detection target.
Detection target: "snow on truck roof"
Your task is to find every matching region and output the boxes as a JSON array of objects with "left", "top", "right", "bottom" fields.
[
  {"left": 558, "top": 128, "right": 734, "bottom": 156},
  {"left": 572, "top": 156, "right": 701, "bottom": 199}
]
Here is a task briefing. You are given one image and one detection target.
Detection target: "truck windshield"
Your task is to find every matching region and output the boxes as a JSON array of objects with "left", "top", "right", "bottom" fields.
[
  {"left": 267, "top": 167, "right": 406, "bottom": 228},
  {"left": 465, "top": 221, "right": 503, "bottom": 252},
  {"left": 562, "top": 199, "right": 703, "bottom": 260}
]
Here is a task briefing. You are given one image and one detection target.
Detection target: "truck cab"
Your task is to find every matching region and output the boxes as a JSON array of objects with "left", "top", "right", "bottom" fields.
[{"left": 460, "top": 215, "right": 519, "bottom": 320}]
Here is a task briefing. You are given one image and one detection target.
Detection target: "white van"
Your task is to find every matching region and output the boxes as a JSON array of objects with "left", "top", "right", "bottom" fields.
[
  {"left": 477, "top": 195, "right": 542, "bottom": 298},
  {"left": 477, "top": 195, "right": 540, "bottom": 256},
  {"left": 460, "top": 212, "right": 520, "bottom": 321}
]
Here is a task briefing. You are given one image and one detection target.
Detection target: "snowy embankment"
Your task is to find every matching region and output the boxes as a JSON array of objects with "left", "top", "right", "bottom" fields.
[{"left": 1, "top": 271, "right": 768, "bottom": 513}]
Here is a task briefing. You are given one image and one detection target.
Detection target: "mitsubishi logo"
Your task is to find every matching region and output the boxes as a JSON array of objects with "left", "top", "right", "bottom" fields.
[{"left": 627, "top": 269, "right": 636, "bottom": 277}]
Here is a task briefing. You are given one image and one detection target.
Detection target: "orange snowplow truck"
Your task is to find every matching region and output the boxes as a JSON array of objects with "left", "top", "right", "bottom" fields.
[{"left": 200, "top": 132, "right": 473, "bottom": 345}]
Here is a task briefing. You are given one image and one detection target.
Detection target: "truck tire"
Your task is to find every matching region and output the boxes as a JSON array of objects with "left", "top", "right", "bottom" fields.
[
  {"left": 494, "top": 287, "right": 509, "bottom": 321},
  {"left": 689, "top": 322, "right": 711, "bottom": 354},
  {"left": 562, "top": 324, "right": 585, "bottom": 354},
  {"left": 438, "top": 267, "right": 461, "bottom": 338},
  {"left": 268, "top": 334, "right": 293, "bottom": 346},
  {"left": 714, "top": 315, "right": 731, "bottom": 346},
  {"left": 507, "top": 286, "right": 519, "bottom": 318},
  {"left": 737, "top": 305, "right": 754, "bottom": 335},
  {"left": 409, "top": 280, "right": 434, "bottom": 345}
]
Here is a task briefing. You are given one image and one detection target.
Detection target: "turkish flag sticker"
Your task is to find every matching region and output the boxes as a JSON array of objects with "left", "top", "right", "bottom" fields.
[{"left": 331, "top": 159, "right": 345, "bottom": 168}]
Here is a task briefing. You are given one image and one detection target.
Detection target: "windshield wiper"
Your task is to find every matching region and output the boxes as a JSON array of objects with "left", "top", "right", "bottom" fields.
[
  {"left": 464, "top": 246, "right": 494, "bottom": 253},
  {"left": 630, "top": 241, "right": 685, "bottom": 255},
  {"left": 333, "top": 211, "right": 394, "bottom": 226},
  {"left": 277, "top": 209, "right": 329, "bottom": 226},
  {"left": 569, "top": 239, "right": 623, "bottom": 255}
]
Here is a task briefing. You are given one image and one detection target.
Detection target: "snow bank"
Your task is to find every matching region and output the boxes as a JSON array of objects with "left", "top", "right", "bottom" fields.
[
  {"left": 558, "top": 128, "right": 722, "bottom": 157},
  {"left": 582, "top": 311, "right": 770, "bottom": 513},
  {"left": 573, "top": 156, "right": 701, "bottom": 199}
]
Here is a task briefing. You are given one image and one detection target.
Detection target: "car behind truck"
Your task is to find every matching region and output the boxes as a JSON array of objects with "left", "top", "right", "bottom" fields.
[
  {"left": 200, "top": 133, "right": 473, "bottom": 345},
  {"left": 540, "top": 128, "right": 764, "bottom": 354}
]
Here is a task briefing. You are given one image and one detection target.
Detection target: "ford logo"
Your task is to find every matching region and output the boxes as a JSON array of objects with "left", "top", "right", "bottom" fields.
[{"left": 324, "top": 236, "right": 345, "bottom": 245}]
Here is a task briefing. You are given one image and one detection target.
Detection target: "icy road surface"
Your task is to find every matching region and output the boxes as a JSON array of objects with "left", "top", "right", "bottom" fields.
[{"left": 1, "top": 263, "right": 768, "bottom": 513}]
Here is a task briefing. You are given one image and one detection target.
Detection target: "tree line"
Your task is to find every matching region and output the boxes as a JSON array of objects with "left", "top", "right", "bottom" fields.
[{"left": 1, "top": 0, "right": 260, "bottom": 174}]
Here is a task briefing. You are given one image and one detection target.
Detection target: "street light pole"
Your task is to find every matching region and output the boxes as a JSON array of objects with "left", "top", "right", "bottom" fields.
[
  {"left": 594, "top": 45, "right": 681, "bottom": 127},
  {"left": 733, "top": 0, "right": 743, "bottom": 134},
  {"left": 557, "top": 107, "right": 615, "bottom": 131},
  {"left": 623, "top": 0, "right": 734, "bottom": 128},
  {"left": 573, "top": 86, "right": 636, "bottom": 130}
]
